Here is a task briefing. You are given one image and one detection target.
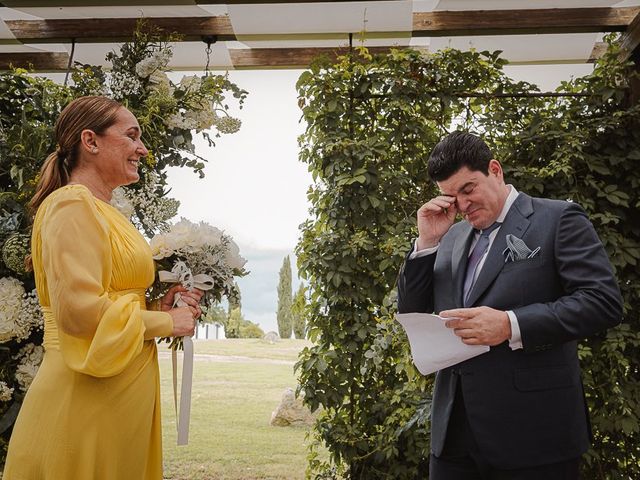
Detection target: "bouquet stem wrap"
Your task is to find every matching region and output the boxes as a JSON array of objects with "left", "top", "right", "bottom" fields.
[{"left": 159, "top": 261, "right": 214, "bottom": 446}]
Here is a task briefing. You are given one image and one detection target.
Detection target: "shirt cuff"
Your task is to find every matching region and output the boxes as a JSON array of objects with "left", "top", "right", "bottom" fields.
[
  {"left": 506, "top": 310, "right": 523, "bottom": 350},
  {"left": 409, "top": 240, "right": 439, "bottom": 260}
]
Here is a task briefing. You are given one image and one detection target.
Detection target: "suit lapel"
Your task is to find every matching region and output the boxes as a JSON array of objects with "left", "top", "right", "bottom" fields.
[
  {"left": 465, "top": 193, "right": 534, "bottom": 307},
  {"left": 451, "top": 223, "right": 475, "bottom": 306}
]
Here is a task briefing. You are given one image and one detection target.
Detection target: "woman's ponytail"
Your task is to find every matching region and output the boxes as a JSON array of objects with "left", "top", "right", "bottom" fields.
[{"left": 29, "top": 149, "right": 70, "bottom": 215}]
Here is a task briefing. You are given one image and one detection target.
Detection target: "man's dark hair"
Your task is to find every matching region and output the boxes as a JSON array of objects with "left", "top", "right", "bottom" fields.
[{"left": 427, "top": 131, "right": 493, "bottom": 182}]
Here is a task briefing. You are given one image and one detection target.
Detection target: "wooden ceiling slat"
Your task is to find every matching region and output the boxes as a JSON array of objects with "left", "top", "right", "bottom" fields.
[
  {"left": 4, "top": 16, "right": 236, "bottom": 43},
  {"left": 413, "top": 7, "right": 640, "bottom": 37},
  {"left": 229, "top": 46, "right": 418, "bottom": 68},
  {"left": 0, "top": 51, "right": 69, "bottom": 70}
]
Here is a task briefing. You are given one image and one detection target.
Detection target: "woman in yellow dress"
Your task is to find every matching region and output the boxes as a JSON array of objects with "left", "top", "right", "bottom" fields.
[{"left": 3, "top": 96, "right": 201, "bottom": 479}]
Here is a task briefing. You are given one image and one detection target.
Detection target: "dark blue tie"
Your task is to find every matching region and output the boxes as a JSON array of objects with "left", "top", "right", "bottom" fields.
[{"left": 463, "top": 222, "right": 501, "bottom": 306}]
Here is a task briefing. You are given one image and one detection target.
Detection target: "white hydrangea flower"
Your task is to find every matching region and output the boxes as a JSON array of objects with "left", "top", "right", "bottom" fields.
[
  {"left": 165, "top": 112, "right": 186, "bottom": 130},
  {"left": 14, "top": 343, "right": 44, "bottom": 392},
  {"left": 0, "top": 277, "right": 26, "bottom": 343},
  {"left": 0, "top": 381, "right": 13, "bottom": 402},
  {"left": 179, "top": 75, "right": 202, "bottom": 92},
  {"left": 185, "top": 108, "right": 216, "bottom": 131},
  {"left": 135, "top": 49, "right": 172, "bottom": 79},
  {"left": 147, "top": 71, "right": 172, "bottom": 93},
  {"left": 165, "top": 112, "right": 199, "bottom": 131}
]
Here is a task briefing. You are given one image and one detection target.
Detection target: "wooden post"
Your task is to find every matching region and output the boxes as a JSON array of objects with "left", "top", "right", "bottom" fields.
[
  {"left": 619, "top": 10, "right": 640, "bottom": 105},
  {"left": 630, "top": 50, "right": 640, "bottom": 106}
]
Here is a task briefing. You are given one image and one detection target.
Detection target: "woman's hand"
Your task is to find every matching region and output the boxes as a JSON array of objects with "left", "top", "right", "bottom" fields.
[
  {"left": 168, "top": 307, "right": 197, "bottom": 337},
  {"left": 159, "top": 285, "right": 205, "bottom": 320}
]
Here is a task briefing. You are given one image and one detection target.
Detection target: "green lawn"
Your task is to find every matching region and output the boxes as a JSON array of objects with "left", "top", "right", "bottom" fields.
[{"left": 159, "top": 339, "right": 314, "bottom": 480}]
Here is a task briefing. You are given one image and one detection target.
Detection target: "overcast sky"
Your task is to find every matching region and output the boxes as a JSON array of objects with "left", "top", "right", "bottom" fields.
[
  {"left": 166, "top": 69, "right": 310, "bottom": 334},
  {"left": 166, "top": 63, "right": 595, "bottom": 335}
]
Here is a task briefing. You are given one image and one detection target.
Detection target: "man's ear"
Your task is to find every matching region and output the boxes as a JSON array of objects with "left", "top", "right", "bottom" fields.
[{"left": 488, "top": 159, "right": 503, "bottom": 178}]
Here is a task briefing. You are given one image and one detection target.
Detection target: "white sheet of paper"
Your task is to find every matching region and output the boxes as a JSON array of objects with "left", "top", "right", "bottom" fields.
[{"left": 397, "top": 312, "right": 490, "bottom": 376}]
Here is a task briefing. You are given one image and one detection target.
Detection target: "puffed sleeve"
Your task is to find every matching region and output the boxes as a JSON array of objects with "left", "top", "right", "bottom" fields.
[{"left": 41, "top": 188, "right": 173, "bottom": 377}]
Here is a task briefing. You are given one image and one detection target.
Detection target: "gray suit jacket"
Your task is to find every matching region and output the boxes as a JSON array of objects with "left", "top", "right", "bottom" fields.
[{"left": 397, "top": 193, "right": 622, "bottom": 469}]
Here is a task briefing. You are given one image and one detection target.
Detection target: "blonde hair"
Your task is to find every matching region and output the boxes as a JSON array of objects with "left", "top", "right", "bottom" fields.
[{"left": 29, "top": 96, "right": 122, "bottom": 214}]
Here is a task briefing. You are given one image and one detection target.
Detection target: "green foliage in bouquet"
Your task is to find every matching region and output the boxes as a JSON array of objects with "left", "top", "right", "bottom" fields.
[
  {"left": 0, "top": 20, "right": 246, "bottom": 465},
  {"left": 296, "top": 35, "right": 640, "bottom": 479}
]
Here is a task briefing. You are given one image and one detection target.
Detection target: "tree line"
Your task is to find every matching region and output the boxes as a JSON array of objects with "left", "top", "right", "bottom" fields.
[{"left": 277, "top": 255, "right": 307, "bottom": 339}]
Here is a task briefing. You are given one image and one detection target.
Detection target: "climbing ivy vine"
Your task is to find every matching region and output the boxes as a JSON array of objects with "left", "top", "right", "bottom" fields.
[{"left": 296, "top": 37, "right": 640, "bottom": 479}]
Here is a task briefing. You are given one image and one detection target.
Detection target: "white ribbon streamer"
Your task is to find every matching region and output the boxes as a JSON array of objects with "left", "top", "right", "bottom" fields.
[{"left": 159, "top": 261, "right": 214, "bottom": 446}]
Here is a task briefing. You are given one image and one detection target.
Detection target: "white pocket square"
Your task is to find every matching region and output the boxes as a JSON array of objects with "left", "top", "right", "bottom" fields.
[{"left": 503, "top": 234, "right": 540, "bottom": 263}]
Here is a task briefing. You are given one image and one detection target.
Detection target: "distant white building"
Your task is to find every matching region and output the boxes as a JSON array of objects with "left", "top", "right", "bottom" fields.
[{"left": 195, "top": 322, "right": 225, "bottom": 340}]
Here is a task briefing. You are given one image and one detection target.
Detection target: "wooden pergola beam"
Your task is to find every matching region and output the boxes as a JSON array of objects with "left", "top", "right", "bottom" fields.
[
  {"left": 5, "top": 7, "right": 639, "bottom": 44},
  {"left": 413, "top": 7, "right": 640, "bottom": 37},
  {"left": 0, "top": 0, "right": 377, "bottom": 4},
  {"left": 4, "top": 16, "right": 236, "bottom": 43},
  {"left": 0, "top": 51, "right": 69, "bottom": 70},
  {"left": 229, "top": 46, "right": 420, "bottom": 68},
  {"left": 588, "top": 42, "right": 607, "bottom": 63}
]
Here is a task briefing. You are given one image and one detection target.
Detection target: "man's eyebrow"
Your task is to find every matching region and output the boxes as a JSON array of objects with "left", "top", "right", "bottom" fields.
[
  {"left": 457, "top": 181, "right": 475, "bottom": 194},
  {"left": 439, "top": 181, "right": 475, "bottom": 197}
]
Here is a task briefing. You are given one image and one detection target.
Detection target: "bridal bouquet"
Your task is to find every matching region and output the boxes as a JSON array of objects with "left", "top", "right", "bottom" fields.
[{"left": 150, "top": 218, "right": 247, "bottom": 348}]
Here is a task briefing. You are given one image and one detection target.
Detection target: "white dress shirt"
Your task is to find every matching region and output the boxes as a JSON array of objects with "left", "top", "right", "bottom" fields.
[{"left": 409, "top": 185, "right": 523, "bottom": 350}]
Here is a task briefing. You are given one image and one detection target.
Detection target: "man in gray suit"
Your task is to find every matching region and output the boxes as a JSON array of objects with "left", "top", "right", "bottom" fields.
[{"left": 397, "top": 131, "right": 622, "bottom": 479}]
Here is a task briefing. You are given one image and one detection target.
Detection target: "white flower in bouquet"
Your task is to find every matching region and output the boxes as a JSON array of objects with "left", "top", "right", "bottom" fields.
[
  {"left": 109, "top": 71, "right": 142, "bottom": 100},
  {"left": 0, "top": 276, "right": 25, "bottom": 343},
  {"left": 14, "top": 343, "right": 44, "bottom": 392},
  {"left": 179, "top": 75, "right": 202, "bottom": 92},
  {"left": 185, "top": 108, "right": 216, "bottom": 131},
  {"left": 213, "top": 114, "right": 242, "bottom": 134},
  {"left": 114, "top": 172, "right": 180, "bottom": 233},
  {"left": 0, "top": 381, "right": 13, "bottom": 402},
  {"left": 135, "top": 49, "right": 172, "bottom": 79},
  {"left": 14, "top": 289, "right": 44, "bottom": 342},
  {"left": 147, "top": 70, "right": 173, "bottom": 93},
  {"left": 165, "top": 112, "right": 198, "bottom": 131},
  {"left": 226, "top": 239, "right": 246, "bottom": 271},
  {"left": 110, "top": 187, "right": 135, "bottom": 219},
  {"left": 151, "top": 218, "right": 247, "bottom": 349},
  {"left": 150, "top": 218, "right": 220, "bottom": 259},
  {"left": 2, "top": 233, "right": 31, "bottom": 275}
]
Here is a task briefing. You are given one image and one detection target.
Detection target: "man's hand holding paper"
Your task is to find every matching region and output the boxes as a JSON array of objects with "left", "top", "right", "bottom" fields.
[
  {"left": 441, "top": 306, "right": 512, "bottom": 346},
  {"left": 396, "top": 312, "right": 490, "bottom": 376}
]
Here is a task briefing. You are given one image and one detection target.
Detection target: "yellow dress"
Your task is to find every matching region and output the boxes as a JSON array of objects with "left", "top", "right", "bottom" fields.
[{"left": 3, "top": 185, "right": 173, "bottom": 480}]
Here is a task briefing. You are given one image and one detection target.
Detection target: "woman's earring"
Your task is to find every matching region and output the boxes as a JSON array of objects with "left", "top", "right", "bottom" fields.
[{"left": 91, "top": 147, "right": 98, "bottom": 154}]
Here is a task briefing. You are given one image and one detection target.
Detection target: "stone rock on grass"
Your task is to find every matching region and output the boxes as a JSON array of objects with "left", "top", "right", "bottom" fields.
[
  {"left": 270, "top": 387, "right": 316, "bottom": 427},
  {"left": 263, "top": 331, "right": 280, "bottom": 344}
]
